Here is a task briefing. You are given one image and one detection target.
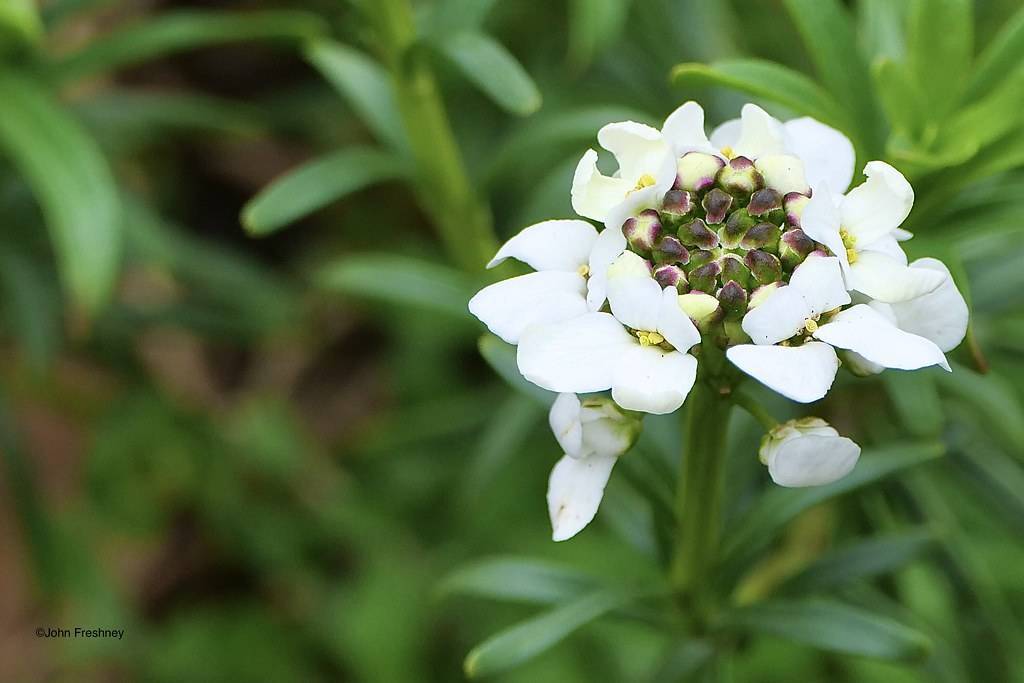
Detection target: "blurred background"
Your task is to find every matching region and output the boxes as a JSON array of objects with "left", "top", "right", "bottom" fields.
[{"left": 1, "top": 0, "right": 1023, "bottom": 680}]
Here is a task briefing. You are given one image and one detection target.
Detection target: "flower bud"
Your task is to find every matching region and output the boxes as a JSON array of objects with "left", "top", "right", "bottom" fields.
[
  {"left": 652, "top": 235, "right": 689, "bottom": 265},
  {"left": 722, "top": 208, "right": 756, "bottom": 248},
  {"left": 702, "top": 188, "right": 733, "bottom": 225},
  {"left": 678, "top": 291, "right": 721, "bottom": 332},
  {"left": 779, "top": 228, "right": 816, "bottom": 270},
  {"left": 759, "top": 417, "right": 861, "bottom": 487},
  {"left": 740, "top": 222, "right": 781, "bottom": 252},
  {"left": 749, "top": 281, "right": 782, "bottom": 308},
  {"left": 716, "top": 156, "right": 764, "bottom": 198},
  {"left": 720, "top": 253, "right": 751, "bottom": 289},
  {"left": 745, "top": 249, "right": 782, "bottom": 285},
  {"left": 654, "top": 264, "right": 688, "bottom": 291},
  {"left": 783, "top": 192, "right": 809, "bottom": 228},
  {"left": 661, "top": 189, "right": 694, "bottom": 221},
  {"left": 686, "top": 249, "right": 715, "bottom": 271},
  {"left": 717, "top": 279, "right": 748, "bottom": 320},
  {"left": 755, "top": 154, "right": 809, "bottom": 196},
  {"left": 747, "top": 188, "right": 783, "bottom": 221},
  {"left": 688, "top": 260, "right": 721, "bottom": 293},
  {"left": 676, "top": 152, "right": 725, "bottom": 193},
  {"left": 550, "top": 393, "right": 641, "bottom": 460},
  {"left": 622, "top": 209, "right": 662, "bottom": 254},
  {"left": 678, "top": 218, "right": 720, "bottom": 250}
]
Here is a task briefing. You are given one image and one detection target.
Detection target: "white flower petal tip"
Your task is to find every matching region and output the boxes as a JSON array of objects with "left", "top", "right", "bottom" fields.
[
  {"left": 814, "top": 304, "right": 951, "bottom": 372},
  {"left": 549, "top": 393, "right": 640, "bottom": 460},
  {"left": 890, "top": 258, "right": 969, "bottom": 352},
  {"left": 841, "top": 161, "right": 914, "bottom": 246},
  {"left": 849, "top": 251, "right": 946, "bottom": 303},
  {"left": 467, "top": 271, "right": 587, "bottom": 344},
  {"left": 782, "top": 118, "right": 855, "bottom": 192},
  {"left": 727, "top": 343, "right": 839, "bottom": 403},
  {"left": 548, "top": 453, "right": 618, "bottom": 541},
  {"left": 732, "top": 104, "right": 787, "bottom": 159},
  {"left": 486, "top": 219, "right": 599, "bottom": 271},
  {"left": 760, "top": 418, "right": 861, "bottom": 487},
  {"left": 612, "top": 345, "right": 697, "bottom": 414},
  {"left": 662, "top": 101, "right": 716, "bottom": 155}
]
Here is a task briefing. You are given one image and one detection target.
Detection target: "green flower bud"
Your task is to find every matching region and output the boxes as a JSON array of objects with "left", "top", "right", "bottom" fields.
[
  {"left": 661, "top": 189, "right": 695, "bottom": 221},
  {"left": 678, "top": 218, "right": 720, "bottom": 250},
  {"left": 688, "top": 260, "right": 721, "bottom": 293},
  {"left": 722, "top": 208, "right": 756, "bottom": 248},
  {"left": 716, "top": 156, "right": 764, "bottom": 198},
  {"left": 741, "top": 222, "right": 781, "bottom": 253},
  {"left": 749, "top": 281, "right": 782, "bottom": 308},
  {"left": 676, "top": 152, "right": 725, "bottom": 193},
  {"left": 745, "top": 249, "right": 782, "bottom": 285},
  {"left": 702, "top": 188, "right": 733, "bottom": 225},
  {"left": 652, "top": 235, "right": 689, "bottom": 265},
  {"left": 654, "top": 264, "right": 688, "bottom": 292},
  {"left": 678, "top": 291, "right": 722, "bottom": 332},
  {"left": 717, "top": 280, "right": 748, "bottom": 320},
  {"left": 783, "top": 192, "right": 810, "bottom": 228},
  {"left": 779, "top": 228, "right": 816, "bottom": 270},
  {"left": 686, "top": 249, "right": 716, "bottom": 271},
  {"left": 720, "top": 253, "right": 752, "bottom": 289},
  {"left": 622, "top": 209, "right": 662, "bottom": 254},
  {"left": 747, "top": 188, "right": 783, "bottom": 222}
]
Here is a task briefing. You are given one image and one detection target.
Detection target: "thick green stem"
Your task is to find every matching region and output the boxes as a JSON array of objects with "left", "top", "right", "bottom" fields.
[
  {"left": 670, "top": 378, "right": 732, "bottom": 625},
  {"left": 366, "top": 0, "right": 497, "bottom": 272}
]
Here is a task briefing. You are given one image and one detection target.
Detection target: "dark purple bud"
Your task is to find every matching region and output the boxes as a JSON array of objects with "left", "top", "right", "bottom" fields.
[
  {"left": 676, "top": 152, "right": 725, "bottom": 192},
  {"left": 661, "top": 189, "right": 694, "bottom": 220},
  {"left": 688, "top": 260, "right": 721, "bottom": 293},
  {"left": 652, "top": 235, "right": 690, "bottom": 265},
  {"left": 784, "top": 192, "right": 810, "bottom": 228},
  {"left": 678, "top": 218, "right": 720, "bottom": 249},
  {"left": 720, "top": 253, "right": 752, "bottom": 289},
  {"left": 748, "top": 188, "right": 783, "bottom": 218},
  {"left": 718, "top": 280, "right": 749, "bottom": 321},
  {"left": 716, "top": 156, "right": 764, "bottom": 198},
  {"left": 722, "top": 209, "right": 756, "bottom": 248},
  {"left": 702, "top": 188, "right": 733, "bottom": 225},
  {"left": 741, "top": 222, "right": 781, "bottom": 253},
  {"left": 622, "top": 209, "right": 662, "bottom": 254},
  {"left": 745, "top": 249, "right": 783, "bottom": 285},
  {"left": 654, "top": 264, "right": 688, "bottom": 292},
  {"left": 780, "top": 228, "right": 816, "bottom": 270}
]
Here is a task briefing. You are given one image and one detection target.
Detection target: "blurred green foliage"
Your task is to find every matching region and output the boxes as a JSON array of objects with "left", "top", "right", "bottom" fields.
[{"left": 0, "top": 0, "right": 1022, "bottom": 681}]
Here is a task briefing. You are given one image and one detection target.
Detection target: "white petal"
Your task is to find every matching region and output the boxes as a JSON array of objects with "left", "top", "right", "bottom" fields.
[
  {"left": 732, "top": 104, "right": 787, "bottom": 159},
  {"left": 727, "top": 342, "right": 839, "bottom": 403},
  {"left": 662, "top": 101, "right": 716, "bottom": 155},
  {"left": 813, "top": 304, "right": 950, "bottom": 371},
  {"left": 889, "top": 258, "right": 969, "bottom": 352},
  {"left": 571, "top": 149, "right": 634, "bottom": 222},
  {"left": 657, "top": 287, "right": 701, "bottom": 351},
  {"left": 586, "top": 227, "right": 627, "bottom": 311},
  {"left": 611, "top": 346, "right": 697, "bottom": 414},
  {"left": 755, "top": 154, "right": 810, "bottom": 195},
  {"left": 710, "top": 118, "right": 741, "bottom": 151},
  {"left": 487, "top": 219, "right": 598, "bottom": 271},
  {"left": 782, "top": 117, "right": 856, "bottom": 192},
  {"left": 892, "top": 228, "right": 914, "bottom": 242},
  {"left": 597, "top": 121, "right": 671, "bottom": 183},
  {"left": 800, "top": 186, "right": 849, "bottom": 273},
  {"left": 518, "top": 312, "right": 635, "bottom": 393},
  {"left": 468, "top": 271, "right": 588, "bottom": 344},
  {"left": 789, "top": 255, "right": 851, "bottom": 315},
  {"left": 848, "top": 251, "right": 945, "bottom": 303},
  {"left": 606, "top": 251, "right": 660, "bottom": 331},
  {"left": 861, "top": 234, "right": 908, "bottom": 265},
  {"left": 548, "top": 453, "right": 618, "bottom": 541},
  {"left": 549, "top": 393, "right": 584, "bottom": 458},
  {"left": 840, "top": 161, "right": 914, "bottom": 246},
  {"left": 767, "top": 434, "right": 861, "bottom": 487},
  {"left": 602, "top": 182, "right": 666, "bottom": 234},
  {"left": 741, "top": 285, "right": 812, "bottom": 345}
]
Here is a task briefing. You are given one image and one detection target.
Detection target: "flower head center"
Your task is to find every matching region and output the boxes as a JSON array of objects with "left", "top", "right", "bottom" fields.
[
  {"left": 577, "top": 264, "right": 590, "bottom": 277},
  {"left": 840, "top": 228, "right": 858, "bottom": 264},
  {"left": 633, "top": 174, "right": 657, "bottom": 191},
  {"left": 803, "top": 317, "right": 818, "bottom": 334},
  {"left": 720, "top": 145, "right": 735, "bottom": 159}
]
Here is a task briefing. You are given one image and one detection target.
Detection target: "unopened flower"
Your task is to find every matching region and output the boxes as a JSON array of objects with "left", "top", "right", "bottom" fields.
[
  {"left": 760, "top": 417, "right": 861, "bottom": 487},
  {"left": 547, "top": 393, "right": 641, "bottom": 541}
]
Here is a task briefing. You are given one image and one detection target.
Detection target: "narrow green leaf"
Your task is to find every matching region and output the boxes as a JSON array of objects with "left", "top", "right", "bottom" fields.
[
  {"left": 568, "top": 0, "right": 632, "bottom": 70},
  {"left": 938, "top": 64, "right": 1024, "bottom": 157},
  {"left": 722, "top": 442, "right": 944, "bottom": 569},
  {"left": 717, "top": 599, "right": 932, "bottom": 661},
  {"left": 0, "top": 250, "right": 61, "bottom": 372},
  {"left": 48, "top": 10, "right": 326, "bottom": 83},
  {"left": 857, "top": 0, "right": 908, "bottom": 61},
  {"left": 671, "top": 59, "right": 849, "bottom": 131},
  {"left": 438, "top": 556, "right": 598, "bottom": 605},
  {"left": 872, "top": 58, "right": 928, "bottom": 135},
  {"left": 0, "top": 71, "right": 122, "bottom": 315},
  {"left": 464, "top": 588, "right": 632, "bottom": 678},
  {"left": 936, "top": 363, "right": 1024, "bottom": 455},
  {"left": 74, "top": 91, "right": 263, "bottom": 141},
  {"left": 779, "top": 529, "right": 935, "bottom": 595},
  {"left": 906, "top": 0, "right": 972, "bottom": 119},
  {"left": 315, "top": 253, "right": 476, "bottom": 318},
  {"left": 432, "top": 32, "right": 541, "bottom": 116},
  {"left": 424, "top": 0, "right": 499, "bottom": 35},
  {"left": 882, "top": 370, "right": 944, "bottom": 437},
  {"left": 965, "top": 4, "right": 1024, "bottom": 102},
  {"left": 303, "top": 39, "right": 408, "bottom": 152},
  {"left": 0, "top": 0, "right": 42, "bottom": 53},
  {"left": 477, "top": 334, "right": 553, "bottom": 406},
  {"left": 459, "top": 394, "right": 544, "bottom": 507},
  {"left": 242, "top": 147, "right": 409, "bottom": 236}
]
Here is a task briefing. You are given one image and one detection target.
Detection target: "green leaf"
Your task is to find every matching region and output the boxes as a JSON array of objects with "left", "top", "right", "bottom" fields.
[
  {"left": 964, "top": 3, "right": 1024, "bottom": 103},
  {"left": 882, "top": 370, "right": 944, "bottom": 437},
  {"left": 872, "top": 58, "right": 927, "bottom": 135},
  {"left": 906, "top": 0, "right": 972, "bottom": 119},
  {"left": 0, "top": 249, "right": 61, "bottom": 373},
  {"left": 0, "top": 71, "right": 122, "bottom": 315},
  {"left": 477, "top": 334, "right": 553, "bottom": 406},
  {"left": 671, "top": 59, "right": 849, "bottom": 131},
  {"left": 303, "top": 39, "right": 408, "bottom": 152},
  {"left": 0, "top": 0, "right": 41, "bottom": 53},
  {"left": 463, "top": 588, "right": 632, "bottom": 678},
  {"left": 242, "top": 147, "right": 410, "bottom": 236},
  {"left": 857, "top": 0, "right": 908, "bottom": 61},
  {"left": 568, "top": 0, "right": 632, "bottom": 70},
  {"left": 936, "top": 363, "right": 1024, "bottom": 455},
  {"left": 438, "top": 556, "right": 598, "bottom": 605},
  {"left": 717, "top": 599, "right": 932, "bottom": 661},
  {"left": 74, "top": 91, "right": 263, "bottom": 142},
  {"left": 48, "top": 10, "right": 326, "bottom": 83},
  {"left": 781, "top": 0, "right": 884, "bottom": 155},
  {"left": 315, "top": 253, "right": 476, "bottom": 318},
  {"left": 722, "top": 442, "right": 944, "bottom": 570},
  {"left": 938, "top": 64, "right": 1024, "bottom": 157},
  {"left": 779, "top": 529, "right": 935, "bottom": 595},
  {"left": 432, "top": 32, "right": 541, "bottom": 116},
  {"left": 424, "top": 0, "right": 499, "bottom": 35}
]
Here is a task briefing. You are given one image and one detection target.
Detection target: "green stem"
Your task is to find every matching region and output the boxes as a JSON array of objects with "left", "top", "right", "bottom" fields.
[
  {"left": 730, "top": 390, "right": 777, "bottom": 431},
  {"left": 365, "top": 0, "right": 497, "bottom": 273},
  {"left": 670, "top": 378, "right": 732, "bottom": 626}
]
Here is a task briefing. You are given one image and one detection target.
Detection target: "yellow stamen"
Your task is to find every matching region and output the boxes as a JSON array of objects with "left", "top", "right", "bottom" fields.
[
  {"left": 577, "top": 264, "right": 590, "bottom": 277},
  {"left": 634, "top": 173, "right": 657, "bottom": 190},
  {"left": 637, "top": 331, "right": 651, "bottom": 346},
  {"left": 803, "top": 318, "right": 819, "bottom": 334},
  {"left": 846, "top": 247, "right": 859, "bottom": 264},
  {"left": 720, "top": 145, "right": 735, "bottom": 159},
  {"left": 840, "top": 227, "right": 858, "bottom": 263},
  {"left": 647, "top": 331, "right": 664, "bottom": 345}
]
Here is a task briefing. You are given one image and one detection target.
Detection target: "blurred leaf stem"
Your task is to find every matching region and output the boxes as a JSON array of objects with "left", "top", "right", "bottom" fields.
[{"left": 362, "top": 0, "right": 498, "bottom": 272}]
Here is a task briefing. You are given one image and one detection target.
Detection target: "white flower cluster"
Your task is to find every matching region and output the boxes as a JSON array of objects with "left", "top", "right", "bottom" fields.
[{"left": 470, "top": 102, "right": 969, "bottom": 541}]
